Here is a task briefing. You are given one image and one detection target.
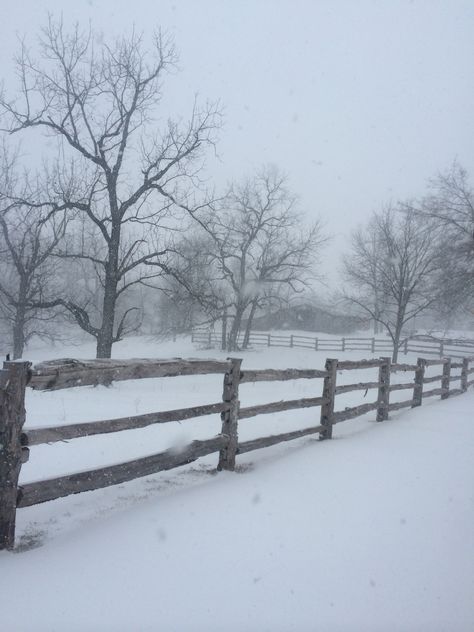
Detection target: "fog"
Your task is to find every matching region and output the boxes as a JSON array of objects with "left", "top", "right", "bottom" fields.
[{"left": 1, "top": 0, "right": 473, "bottom": 281}]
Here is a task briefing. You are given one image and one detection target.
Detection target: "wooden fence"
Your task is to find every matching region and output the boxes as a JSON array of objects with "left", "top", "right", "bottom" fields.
[
  {"left": 192, "top": 330, "right": 474, "bottom": 358},
  {"left": 1, "top": 353, "right": 474, "bottom": 550}
]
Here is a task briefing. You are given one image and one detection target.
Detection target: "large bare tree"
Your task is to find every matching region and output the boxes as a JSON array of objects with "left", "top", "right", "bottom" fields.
[
  {"left": 343, "top": 206, "right": 441, "bottom": 361},
  {"left": 0, "top": 18, "right": 220, "bottom": 357}
]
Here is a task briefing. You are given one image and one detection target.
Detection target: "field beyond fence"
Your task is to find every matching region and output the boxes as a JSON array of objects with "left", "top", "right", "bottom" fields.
[{"left": 1, "top": 350, "right": 474, "bottom": 550}]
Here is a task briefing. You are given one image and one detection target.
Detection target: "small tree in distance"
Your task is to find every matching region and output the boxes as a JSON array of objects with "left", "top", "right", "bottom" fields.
[
  {"left": 415, "top": 163, "right": 474, "bottom": 320},
  {"left": 342, "top": 206, "right": 441, "bottom": 361},
  {"left": 184, "top": 166, "right": 326, "bottom": 351}
]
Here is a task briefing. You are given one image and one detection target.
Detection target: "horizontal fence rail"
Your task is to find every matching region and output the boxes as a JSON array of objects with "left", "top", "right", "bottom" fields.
[
  {"left": 238, "top": 425, "right": 325, "bottom": 454},
  {"left": 240, "top": 368, "right": 328, "bottom": 383},
  {"left": 29, "top": 358, "right": 232, "bottom": 391},
  {"left": 24, "top": 402, "right": 228, "bottom": 446},
  {"left": 239, "top": 396, "right": 327, "bottom": 420},
  {"left": 1, "top": 350, "right": 474, "bottom": 549},
  {"left": 17, "top": 436, "right": 228, "bottom": 508}
]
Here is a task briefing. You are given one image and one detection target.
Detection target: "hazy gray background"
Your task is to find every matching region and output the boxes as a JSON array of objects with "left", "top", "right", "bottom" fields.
[{"left": 1, "top": 0, "right": 473, "bottom": 282}]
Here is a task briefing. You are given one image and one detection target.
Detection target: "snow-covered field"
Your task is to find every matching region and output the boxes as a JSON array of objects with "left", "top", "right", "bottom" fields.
[{"left": 1, "top": 335, "right": 473, "bottom": 631}]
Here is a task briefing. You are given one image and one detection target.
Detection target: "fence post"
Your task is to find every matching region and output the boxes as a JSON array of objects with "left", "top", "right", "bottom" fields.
[
  {"left": 404, "top": 339, "right": 408, "bottom": 355},
  {"left": 461, "top": 357, "right": 469, "bottom": 392},
  {"left": 191, "top": 330, "right": 194, "bottom": 343},
  {"left": 314, "top": 337, "right": 319, "bottom": 351},
  {"left": 412, "top": 358, "right": 426, "bottom": 408},
  {"left": 376, "top": 357, "right": 391, "bottom": 421},
  {"left": 267, "top": 333, "right": 271, "bottom": 347},
  {"left": 441, "top": 358, "right": 451, "bottom": 400},
  {"left": 208, "top": 330, "right": 212, "bottom": 347},
  {"left": 371, "top": 338, "right": 375, "bottom": 354},
  {"left": 217, "top": 358, "right": 242, "bottom": 471},
  {"left": 0, "top": 360, "right": 31, "bottom": 551},
  {"left": 341, "top": 337, "right": 345, "bottom": 352},
  {"left": 439, "top": 341, "right": 444, "bottom": 357},
  {"left": 319, "top": 358, "right": 338, "bottom": 440},
  {"left": 290, "top": 334, "right": 294, "bottom": 348}
]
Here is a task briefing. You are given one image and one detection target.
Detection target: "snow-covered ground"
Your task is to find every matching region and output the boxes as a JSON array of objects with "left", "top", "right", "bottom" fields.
[{"left": 1, "top": 335, "right": 473, "bottom": 631}]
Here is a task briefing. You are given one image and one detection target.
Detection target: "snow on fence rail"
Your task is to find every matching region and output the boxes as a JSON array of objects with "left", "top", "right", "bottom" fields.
[
  {"left": 1, "top": 353, "right": 474, "bottom": 550},
  {"left": 191, "top": 330, "right": 474, "bottom": 358}
]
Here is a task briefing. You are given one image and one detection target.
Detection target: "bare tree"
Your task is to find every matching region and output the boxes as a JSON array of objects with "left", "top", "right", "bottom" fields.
[
  {"left": 355, "top": 229, "right": 388, "bottom": 335},
  {"left": 415, "top": 163, "right": 474, "bottom": 318},
  {"left": 151, "top": 232, "right": 231, "bottom": 347},
  {"left": 0, "top": 151, "right": 67, "bottom": 358},
  {"left": 343, "top": 206, "right": 441, "bottom": 361},
  {"left": 150, "top": 236, "right": 219, "bottom": 337},
  {"left": 187, "top": 167, "right": 326, "bottom": 351},
  {"left": 0, "top": 18, "right": 220, "bottom": 357}
]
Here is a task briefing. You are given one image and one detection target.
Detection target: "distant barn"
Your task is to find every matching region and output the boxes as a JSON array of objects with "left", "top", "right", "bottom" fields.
[{"left": 249, "top": 303, "right": 367, "bottom": 335}]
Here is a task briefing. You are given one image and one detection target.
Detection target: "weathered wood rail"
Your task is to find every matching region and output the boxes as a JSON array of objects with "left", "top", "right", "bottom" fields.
[
  {"left": 1, "top": 352, "right": 473, "bottom": 550},
  {"left": 192, "top": 330, "right": 474, "bottom": 359}
]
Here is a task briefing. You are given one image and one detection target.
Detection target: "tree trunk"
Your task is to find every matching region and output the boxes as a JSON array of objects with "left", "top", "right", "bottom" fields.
[
  {"left": 391, "top": 321, "right": 404, "bottom": 363},
  {"left": 12, "top": 309, "right": 26, "bottom": 360},
  {"left": 12, "top": 279, "right": 28, "bottom": 360},
  {"left": 226, "top": 319, "right": 239, "bottom": 352},
  {"left": 391, "top": 335, "right": 400, "bottom": 363},
  {"left": 96, "top": 229, "right": 120, "bottom": 359},
  {"left": 227, "top": 305, "right": 245, "bottom": 352},
  {"left": 221, "top": 307, "right": 227, "bottom": 351},
  {"left": 96, "top": 282, "right": 117, "bottom": 358},
  {"left": 242, "top": 299, "right": 258, "bottom": 349},
  {"left": 96, "top": 330, "right": 114, "bottom": 358}
]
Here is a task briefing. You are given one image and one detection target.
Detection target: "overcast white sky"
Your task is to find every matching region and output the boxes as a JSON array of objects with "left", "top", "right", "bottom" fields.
[{"left": 1, "top": 0, "right": 473, "bottom": 283}]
